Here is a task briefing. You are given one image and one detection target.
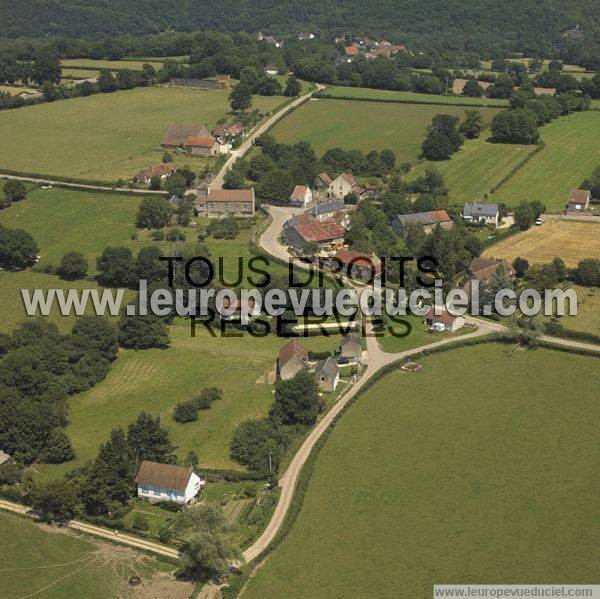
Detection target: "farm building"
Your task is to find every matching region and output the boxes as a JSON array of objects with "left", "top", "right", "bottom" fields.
[
  {"left": 134, "top": 162, "right": 177, "bottom": 184},
  {"left": 298, "top": 32, "right": 316, "bottom": 40},
  {"left": 278, "top": 339, "right": 309, "bottom": 380},
  {"left": 284, "top": 219, "right": 346, "bottom": 252},
  {"left": 135, "top": 460, "right": 205, "bottom": 506},
  {"left": 212, "top": 122, "right": 243, "bottom": 142},
  {"left": 329, "top": 173, "right": 357, "bottom": 200},
  {"left": 462, "top": 202, "right": 500, "bottom": 226},
  {"left": 185, "top": 136, "right": 225, "bottom": 156},
  {"left": 315, "top": 356, "right": 340, "bottom": 392},
  {"left": 314, "top": 173, "right": 333, "bottom": 200},
  {"left": 161, "top": 124, "right": 210, "bottom": 147},
  {"left": 567, "top": 189, "right": 591, "bottom": 211},
  {"left": 264, "top": 64, "right": 280, "bottom": 75},
  {"left": 330, "top": 249, "right": 381, "bottom": 282},
  {"left": 337, "top": 335, "right": 362, "bottom": 361},
  {"left": 308, "top": 200, "right": 346, "bottom": 221},
  {"left": 467, "top": 257, "right": 516, "bottom": 283},
  {"left": 219, "top": 297, "right": 261, "bottom": 325},
  {"left": 391, "top": 210, "right": 453, "bottom": 236},
  {"left": 424, "top": 307, "right": 465, "bottom": 332},
  {"left": 290, "top": 185, "right": 313, "bottom": 207},
  {"left": 196, "top": 188, "right": 255, "bottom": 218}
]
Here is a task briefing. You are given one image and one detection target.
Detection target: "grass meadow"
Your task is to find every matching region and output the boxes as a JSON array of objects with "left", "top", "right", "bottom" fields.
[
  {"left": 320, "top": 85, "right": 509, "bottom": 107},
  {"left": 0, "top": 87, "right": 283, "bottom": 182},
  {"left": 0, "top": 511, "right": 180, "bottom": 598},
  {"left": 270, "top": 98, "right": 502, "bottom": 162},
  {"left": 243, "top": 343, "right": 600, "bottom": 598},
  {"left": 60, "top": 58, "right": 165, "bottom": 71},
  {"left": 410, "top": 110, "right": 600, "bottom": 211}
]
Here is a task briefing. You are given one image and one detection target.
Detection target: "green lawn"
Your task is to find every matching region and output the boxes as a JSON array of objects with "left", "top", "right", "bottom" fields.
[
  {"left": 407, "top": 135, "right": 534, "bottom": 203},
  {"left": 0, "top": 511, "right": 176, "bottom": 598},
  {"left": 61, "top": 68, "right": 103, "bottom": 79},
  {"left": 492, "top": 111, "right": 600, "bottom": 210},
  {"left": 0, "top": 86, "right": 283, "bottom": 182},
  {"left": 243, "top": 343, "right": 600, "bottom": 598},
  {"left": 320, "top": 85, "right": 509, "bottom": 107},
  {"left": 270, "top": 98, "right": 501, "bottom": 163}
]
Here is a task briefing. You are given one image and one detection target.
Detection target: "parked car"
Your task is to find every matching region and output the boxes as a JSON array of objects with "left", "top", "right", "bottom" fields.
[{"left": 535, "top": 217, "right": 545, "bottom": 226}]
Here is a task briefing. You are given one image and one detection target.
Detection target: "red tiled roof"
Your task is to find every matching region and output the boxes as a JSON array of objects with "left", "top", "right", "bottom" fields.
[
  {"left": 468, "top": 257, "right": 516, "bottom": 282},
  {"left": 569, "top": 189, "right": 590, "bottom": 204},
  {"left": 295, "top": 219, "right": 346, "bottom": 242},
  {"left": 317, "top": 172, "right": 332, "bottom": 186},
  {"left": 333, "top": 249, "right": 382, "bottom": 274},
  {"left": 429, "top": 210, "right": 452, "bottom": 223},
  {"left": 291, "top": 185, "right": 308, "bottom": 200},
  {"left": 345, "top": 46, "right": 359, "bottom": 56},
  {"left": 425, "top": 307, "right": 461, "bottom": 326},
  {"left": 135, "top": 162, "right": 177, "bottom": 180},
  {"left": 212, "top": 122, "right": 243, "bottom": 137},
  {"left": 186, "top": 136, "right": 216, "bottom": 148}
]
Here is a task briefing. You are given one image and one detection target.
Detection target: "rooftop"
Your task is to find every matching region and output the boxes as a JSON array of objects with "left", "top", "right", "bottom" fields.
[
  {"left": 463, "top": 202, "right": 499, "bottom": 218},
  {"left": 135, "top": 460, "right": 194, "bottom": 492},
  {"left": 278, "top": 339, "right": 309, "bottom": 367},
  {"left": 294, "top": 219, "right": 346, "bottom": 242}
]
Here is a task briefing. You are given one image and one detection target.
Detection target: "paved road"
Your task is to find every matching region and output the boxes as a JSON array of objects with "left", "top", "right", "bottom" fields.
[
  {"left": 0, "top": 173, "right": 165, "bottom": 195},
  {"left": 0, "top": 499, "right": 180, "bottom": 559},
  {"left": 210, "top": 86, "right": 323, "bottom": 190}
]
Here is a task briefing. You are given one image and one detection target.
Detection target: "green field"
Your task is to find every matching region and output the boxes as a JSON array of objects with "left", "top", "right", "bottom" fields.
[
  {"left": 0, "top": 511, "right": 179, "bottom": 598},
  {"left": 493, "top": 111, "right": 600, "bottom": 210},
  {"left": 38, "top": 322, "right": 343, "bottom": 480},
  {"left": 407, "top": 135, "right": 534, "bottom": 203},
  {"left": 409, "top": 111, "right": 600, "bottom": 211},
  {"left": 0, "top": 87, "right": 283, "bottom": 182},
  {"left": 320, "top": 85, "right": 509, "bottom": 107},
  {"left": 270, "top": 98, "right": 502, "bottom": 163},
  {"left": 61, "top": 68, "right": 103, "bottom": 79},
  {"left": 243, "top": 343, "right": 600, "bottom": 598},
  {"left": 61, "top": 58, "right": 165, "bottom": 71}
]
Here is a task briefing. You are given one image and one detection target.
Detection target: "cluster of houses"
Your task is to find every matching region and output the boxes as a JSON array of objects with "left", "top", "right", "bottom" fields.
[
  {"left": 277, "top": 334, "right": 363, "bottom": 393},
  {"left": 341, "top": 37, "right": 407, "bottom": 62}
]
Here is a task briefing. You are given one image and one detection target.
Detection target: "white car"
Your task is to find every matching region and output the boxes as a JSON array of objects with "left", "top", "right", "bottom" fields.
[{"left": 535, "top": 217, "right": 545, "bottom": 226}]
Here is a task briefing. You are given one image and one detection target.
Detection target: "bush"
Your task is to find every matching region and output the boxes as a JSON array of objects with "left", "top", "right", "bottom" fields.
[
  {"left": 136, "top": 196, "right": 171, "bottom": 229},
  {"left": 207, "top": 217, "right": 240, "bottom": 240},
  {"left": 56, "top": 251, "right": 88, "bottom": 280},
  {"left": 132, "top": 513, "right": 149, "bottom": 531},
  {"left": 165, "top": 227, "right": 186, "bottom": 242},
  {"left": 158, "top": 524, "right": 173, "bottom": 542},
  {"left": 192, "top": 396, "right": 213, "bottom": 410},
  {"left": 151, "top": 229, "right": 165, "bottom": 241},
  {"left": 159, "top": 501, "right": 181, "bottom": 513},
  {"left": 172, "top": 400, "right": 198, "bottom": 423}
]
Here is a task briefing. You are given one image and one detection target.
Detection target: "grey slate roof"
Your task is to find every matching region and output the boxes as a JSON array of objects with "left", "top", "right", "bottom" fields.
[
  {"left": 169, "top": 195, "right": 182, "bottom": 207},
  {"left": 315, "top": 356, "right": 339, "bottom": 380},
  {"left": 310, "top": 201, "right": 345, "bottom": 216},
  {"left": 463, "top": 202, "right": 499, "bottom": 218}
]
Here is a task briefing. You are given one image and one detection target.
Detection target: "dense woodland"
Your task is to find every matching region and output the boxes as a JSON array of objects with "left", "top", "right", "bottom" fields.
[{"left": 1, "top": 0, "right": 600, "bottom": 60}]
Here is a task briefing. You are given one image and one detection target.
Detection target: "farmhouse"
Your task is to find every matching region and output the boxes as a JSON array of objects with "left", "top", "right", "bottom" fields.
[
  {"left": 185, "top": 136, "right": 224, "bottom": 156},
  {"left": 264, "top": 64, "right": 280, "bottom": 75},
  {"left": 298, "top": 32, "right": 315, "bottom": 40},
  {"left": 278, "top": 339, "right": 309, "bottom": 380},
  {"left": 345, "top": 45, "right": 360, "bottom": 59},
  {"left": 467, "top": 257, "right": 516, "bottom": 283},
  {"left": 391, "top": 210, "right": 453, "bottom": 236},
  {"left": 212, "top": 122, "right": 243, "bottom": 141},
  {"left": 424, "top": 307, "right": 465, "bottom": 332},
  {"left": 309, "top": 200, "right": 346, "bottom": 221},
  {"left": 462, "top": 202, "right": 500, "bottom": 226},
  {"left": 134, "top": 162, "right": 177, "bottom": 184},
  {"left": 337, "top": 335, "right": 362, "bottom": 361},
  {"left": 567, "top": 189, "right": 591, "bottom": 211},
  {"left": 135, "top": 460, "right": 205, "bottom": 506},
  {"left": 162, "top": 124, "right": 210, "bottom": 147},
  {"left": 196, "top": 187, "right": 255, "bottom": 218},
  {"left": 284, "top": 219, "right": 346, "bottom": 252},
  {"left": 329, "top": 173, "right": 357, "bottom": 200},
  {"left": 283, "top": 211, "right": 315, "bottom": 230},
  {"left": 330, "top": 249, "right": 381, "bottom": 282},
  {"left": 257, "top": 32, "right": 283, "bottom": 47},
  {"left": 220, "top": 297, "right": 260, "bottom": 325},
  {"left": 315, "top": 356, "right": 340, "bottom": 392},
  {"left": 290, "top": 185, "right": 313, "bottom": 207},
  {"left": 314, "top": 173, "right": 333, "bottom": 200}
]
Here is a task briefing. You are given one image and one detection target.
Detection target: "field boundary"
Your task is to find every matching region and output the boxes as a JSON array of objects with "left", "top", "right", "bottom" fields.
[
  {"left": 313, "top": 90, "right": 508, "bottom": 109},
  {"left": 489, "top": 141, "right": 546, "bottom": 194}
]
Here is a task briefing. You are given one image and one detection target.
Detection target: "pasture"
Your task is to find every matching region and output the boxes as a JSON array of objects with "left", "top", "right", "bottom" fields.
[
  {"left": 483, "top": 219, "right": 600, "bottom": 268},
  {"left": 493, "top": 111, "right": 600, "bottom": 210},
  {"left": 0, "top": 86, "right": 283, "bottom": 182},
  {"left": 407, "top": 135, "right": 533, "bottom": 202},
  {"left": 270, "top": 98, "right": 502, "bottom": 163},
  {"left": 320, "top": 85, "right": 508, "bottom": 107},
  {"left": 243, "top": 343, "right": 600, "bottom": 598},
  {"left": 0, "top": 511, "right": 182, "bottom": 598}
]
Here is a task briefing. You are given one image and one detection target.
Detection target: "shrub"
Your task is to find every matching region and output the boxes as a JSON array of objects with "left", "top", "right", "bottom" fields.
[
  {"left": 56, "top": 251, "right": 88, "bottom": 280},
  {"left": 158, "top": 524, "right": 173, "bottom": 543},
  {"left": 132, "top": 513, "right": 149, "bottom": 531},
  {"left": 165, "top": 228, "right": 186, "bottom": 242},
  {"left": 151, "top": 229, "right": 165, "bottom": 241},
  {"left": 173, "top": 400, "right": 198, "bottom": 423}
]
